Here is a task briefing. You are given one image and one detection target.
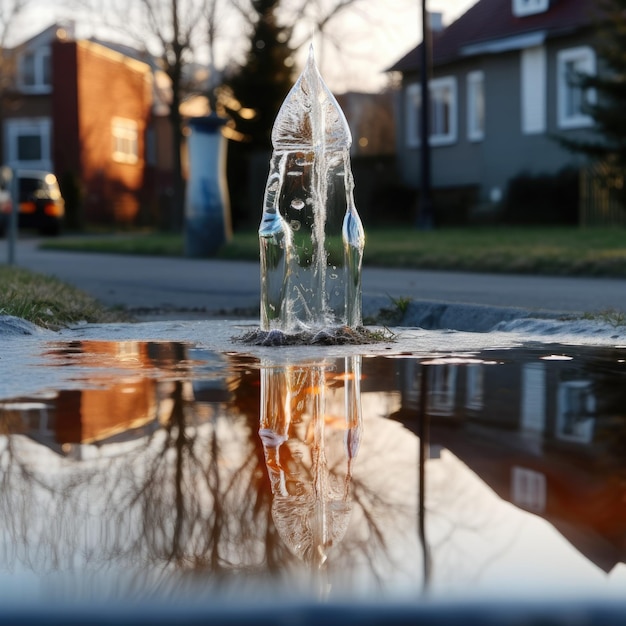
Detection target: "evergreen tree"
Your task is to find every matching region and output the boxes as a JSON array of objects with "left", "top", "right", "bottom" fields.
[
  {"left": 561, "top": 0, "right": 626, "bottom": 199},
  {"left": 221, "top": 0, "right": 295, "bottom": 227},
  {"left": 223, "top": 0, "right": 295, "bottom": 150}
]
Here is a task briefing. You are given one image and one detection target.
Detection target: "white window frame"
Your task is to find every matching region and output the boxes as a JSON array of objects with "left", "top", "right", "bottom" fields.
[
  {"left": 430, "top": 77, "right": 457, "bottom": 146},
  {"left": 406, "top": 82, "right": 420, "bottom": 148},
  {"left": 521, "top": 363, "right": 546, "bottom": 433},
  {"left": 112, "top": 117, "right": 139, "bottom": 164},
  {"left": 465, "top": 363, "right": 484, "bottom": 410},
  {"left": 4, "top": 117, "right": 52, "bottom": 170},
  {"left": 511, "top": 466, "right": 546, "bottom": 513},
  {"left": 513, "top": 0, "right": 549, "bottom": 17},
  {"left": 406, "top": 76, "right": 458, "bottom": 148},
  {"left": 18, "top": 46, "right": 52, "bottom": 94},
  {"left": 555, "top": 380, "right": 595, "bottom": 443},
  {"left": 428, "top": 364, "right": 457, "bottom": 416},
  {"left": 521, "top": 46, "right": 546, "bottom": 134},
  {"left": 557, "top": 46, "right": 596, "bottom": 130},
  {"left": 467, "top": 70, "right": 485, "bottom": 142}
]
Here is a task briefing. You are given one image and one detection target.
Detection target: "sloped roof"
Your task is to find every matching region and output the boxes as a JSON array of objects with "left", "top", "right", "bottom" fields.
[
  {"left": 12, "top": 21, "right": 75, "bottom": 53},
  {"left": 389, "top": 0, "right": 599, "bottom": 72}
]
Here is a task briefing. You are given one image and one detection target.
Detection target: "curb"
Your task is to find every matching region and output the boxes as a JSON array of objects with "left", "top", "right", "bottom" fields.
[{"left": 362, "top": 296, "right": 568, "bottom": 333}]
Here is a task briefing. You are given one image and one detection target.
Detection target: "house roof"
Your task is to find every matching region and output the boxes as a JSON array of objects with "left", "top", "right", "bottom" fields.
[
  {"left": 389, "top": 0, "right": 599, "bottom": 73},
  {"left": 12, "top": 21, "right": 75, "bottom": 53}
]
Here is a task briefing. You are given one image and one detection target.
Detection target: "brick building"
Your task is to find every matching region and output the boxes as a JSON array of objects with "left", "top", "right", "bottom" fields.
[{"left": 2, "top": 23, "right": 167, "bottom": 227}]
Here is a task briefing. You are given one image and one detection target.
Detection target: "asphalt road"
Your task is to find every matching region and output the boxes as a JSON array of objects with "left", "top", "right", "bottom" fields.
[{"left": 3, "top": 236, "right": 626, "bottom": 318}]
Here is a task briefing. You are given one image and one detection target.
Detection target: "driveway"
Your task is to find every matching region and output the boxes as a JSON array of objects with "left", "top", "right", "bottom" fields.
[{"left": 3, "top": 237, "right": 626, "bottom": 319}]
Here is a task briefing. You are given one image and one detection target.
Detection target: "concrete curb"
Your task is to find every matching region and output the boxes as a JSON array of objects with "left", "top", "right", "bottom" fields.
[
  {"left": 0, "top": 315, "right": 48, "bottom": 336},
  {"left": 362, "top": 296, "right": 567, "bottom": 333}
]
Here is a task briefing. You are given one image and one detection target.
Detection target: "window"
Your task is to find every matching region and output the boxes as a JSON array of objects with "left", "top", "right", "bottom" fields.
[
  {"left": 465, "top": 363, "right": 484, "bottom": 410},
  {"left": 511, "top": 467, "right": 546, "bottom": 513},
  {"left": 406, "top": 76, "right": 457, "bottom": 147},
  {"left": 430, "top": 78, "right": 457, "bottom": 145},
  {"left": 19, "top": 47, "right": 52, "bottom": 93},
  {"left": 428, "top": 364, "right": 457, "bottom": 416},
  {"left": 555, "top": 380, "right": 595, "bottom": 443},
  {"left": 521, "top": 363, "right": 546, "bottom": 433},
  {"left": 406, "top": 83, "right": 420, "bottom": 147},
  {"left": 557, "top": 46, "right": 596, "bottom": 129},
  {"left": 467, "top": 71, "right": 485, "bottom": 141},
  {"left": 17, "top": 135, "right": 42, "bottom": 161},
  {"left": 512, "top": 0, "right": 549, "bottom": 17},
  {"left": 4, "top": 118, "right": 52, "bottom": 170},
  {"left": 112, "top": 118, "right": 139, "bottom": 164},
  {"left": 521, "top": 46, "right": 546, "bottom": 134}
]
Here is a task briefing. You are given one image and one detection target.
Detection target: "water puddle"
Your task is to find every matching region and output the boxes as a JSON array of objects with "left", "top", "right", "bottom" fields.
[{"left": 0, "top": 338, "right": 625, "bottom": 604}]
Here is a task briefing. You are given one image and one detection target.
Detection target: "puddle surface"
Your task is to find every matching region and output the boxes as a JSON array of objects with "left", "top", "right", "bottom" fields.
[{"left": 1, "top": 338, "right": 626, "bottom": 604}]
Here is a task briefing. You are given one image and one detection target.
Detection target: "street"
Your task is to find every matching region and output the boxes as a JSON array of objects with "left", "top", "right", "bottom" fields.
[{"left": 3, "top": 237, "right": 626, "bottom": 318}]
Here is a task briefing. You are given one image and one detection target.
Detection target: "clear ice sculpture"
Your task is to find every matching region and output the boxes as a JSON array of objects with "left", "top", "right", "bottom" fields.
[{"left": 259, "top": 47, "right": 365, "bottom": 333}]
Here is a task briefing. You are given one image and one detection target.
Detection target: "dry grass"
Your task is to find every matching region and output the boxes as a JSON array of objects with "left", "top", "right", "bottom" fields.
[{"left": 0, "top": 265, "right": 132, "bottom": 329}]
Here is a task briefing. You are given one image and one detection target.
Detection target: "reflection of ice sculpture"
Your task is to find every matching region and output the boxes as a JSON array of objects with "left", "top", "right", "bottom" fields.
[
  {"left": 259, "top": 357, "right": 362, "bottom": 568},
  {"left": 259, "top": 47, "right": 365, "bottom": 332}
]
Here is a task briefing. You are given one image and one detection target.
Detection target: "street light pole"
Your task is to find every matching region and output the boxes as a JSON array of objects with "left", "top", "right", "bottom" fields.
[
  {"left": 418, "top": 0, "right": 434, "bottom": 229},
  {"left": 2, "top": 167, "right": 16, "bottom": 265}
]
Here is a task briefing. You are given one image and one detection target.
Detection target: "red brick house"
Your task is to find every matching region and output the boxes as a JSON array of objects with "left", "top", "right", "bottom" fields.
[{"left": 2, "top": 23, "right": 164, "bottom": 227}]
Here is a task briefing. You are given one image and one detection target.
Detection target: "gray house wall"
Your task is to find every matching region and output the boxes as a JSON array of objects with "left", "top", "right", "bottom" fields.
[{"left": 397, "top": 31, "right": 598, "bottom": 217}]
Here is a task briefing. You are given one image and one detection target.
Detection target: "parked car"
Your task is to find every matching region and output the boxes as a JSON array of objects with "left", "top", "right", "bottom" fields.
[{"left": 0, "top": 170, "right": 65, "bottom": 236}]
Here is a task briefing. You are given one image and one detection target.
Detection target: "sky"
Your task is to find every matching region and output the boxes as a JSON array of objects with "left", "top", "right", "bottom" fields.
[
  {"left": 7, "top": 0, "right": 479, "bottom": 94},
  {"left": 290, "top": 0, "right": 479, "bottom": 92}
]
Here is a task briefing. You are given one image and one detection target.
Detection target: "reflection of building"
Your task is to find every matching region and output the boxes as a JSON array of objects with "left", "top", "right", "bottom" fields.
[
  {"left": 389, "top": 345, "right": 626, "bottom": 573},
  {"left": 2, "top": 341, "right": 625, "bottom": 578},
  {"left": 0, "top": 341, "right": 232, "bottom": 457}
]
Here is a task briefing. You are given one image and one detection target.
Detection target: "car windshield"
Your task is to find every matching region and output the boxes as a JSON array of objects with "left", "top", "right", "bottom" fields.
[{"left": 18, "top": 177, "right": 46, "bottom": 202}]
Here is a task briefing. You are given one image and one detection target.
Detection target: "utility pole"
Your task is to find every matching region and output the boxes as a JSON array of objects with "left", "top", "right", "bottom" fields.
[
  {"left": 418, "top": 0, "right": 434, "bottom": 229},
  {"left": 3, "top": 167, "right": 16, "bottom": 265}
]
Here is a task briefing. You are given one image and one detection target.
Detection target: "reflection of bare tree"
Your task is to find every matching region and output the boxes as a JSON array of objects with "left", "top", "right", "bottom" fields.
[
  {"left": 0, "top": 346, "right": 421, "bottom": 598},
  {"left": 0, "top": 349, "right": 299, "bottom": 594}
]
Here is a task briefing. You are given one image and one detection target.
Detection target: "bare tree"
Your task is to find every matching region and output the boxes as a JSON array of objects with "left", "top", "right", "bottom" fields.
[
  {"left": 0, "top": 0, "right": 32, "bottom": 107},
  {"left": 280, "top": 0, "right": 394, "bottom": 90},
  {"left": 0, "top": 0, "right": 29, "bottom": 46}
]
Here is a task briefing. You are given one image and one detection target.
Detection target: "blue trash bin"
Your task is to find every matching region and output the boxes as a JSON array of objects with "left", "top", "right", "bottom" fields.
[{"left": 184, "top": 115, "right": 232, "bottom": 257}]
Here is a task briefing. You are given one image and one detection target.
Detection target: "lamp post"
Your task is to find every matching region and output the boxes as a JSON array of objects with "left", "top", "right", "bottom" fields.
[
  {"left": 418, "top": 0, "right": 434, "bottom": 229},
  {"left": 2, "top": 167, "right": 16, "bottom": 265},
  {"left": 418, "top": 363, "right": 432, "bottom": 591}
]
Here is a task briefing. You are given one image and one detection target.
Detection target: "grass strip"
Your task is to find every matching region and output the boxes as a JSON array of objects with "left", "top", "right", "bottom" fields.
[
  {"left": 0, "top": 265, "right": 131, "bottom": 329},
  {"left": 40, "top": 226, "right": 626, "bottom": 277}
]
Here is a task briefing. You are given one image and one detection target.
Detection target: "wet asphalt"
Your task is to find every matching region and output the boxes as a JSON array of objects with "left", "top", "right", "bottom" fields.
[{"left": 3, "top": 236, "right": 626, "bottom": 321}]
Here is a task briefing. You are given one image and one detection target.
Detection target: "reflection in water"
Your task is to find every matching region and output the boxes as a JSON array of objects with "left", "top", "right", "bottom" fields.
[
  {"left": 259, "top": 357, "right": 362, "bottom": 569},
  {"left": 0, "top": 340, "right": 625, "bottom": 602},
  {"left": 0, "top": 340, "right": 416, "bottom": 600}
]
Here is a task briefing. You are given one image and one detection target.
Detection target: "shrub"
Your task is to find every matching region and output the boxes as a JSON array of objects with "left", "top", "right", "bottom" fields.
[{"left": 503, "top": 167, "right": 579, "bottom": 225}]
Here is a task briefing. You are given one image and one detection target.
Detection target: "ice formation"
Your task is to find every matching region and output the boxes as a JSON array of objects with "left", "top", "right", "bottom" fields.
[{"left": 259, "top": 47, "right": 365, "bottom": 333}]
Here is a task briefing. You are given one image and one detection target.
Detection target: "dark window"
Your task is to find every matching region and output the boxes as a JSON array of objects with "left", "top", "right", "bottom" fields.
[{"left": 17, "top": 135, "right": 42, "bottom": 161}]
